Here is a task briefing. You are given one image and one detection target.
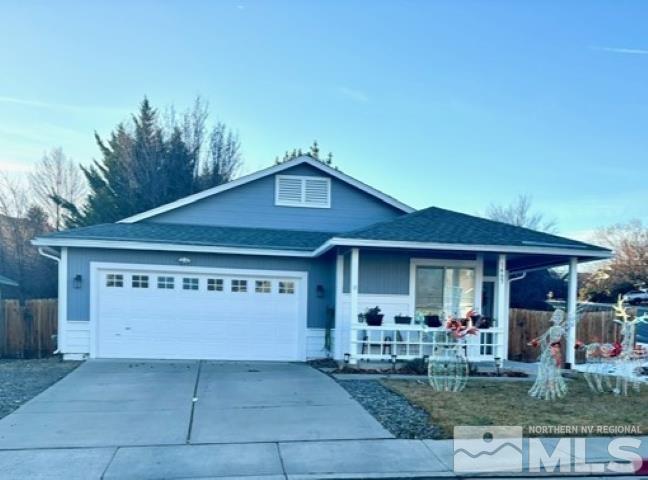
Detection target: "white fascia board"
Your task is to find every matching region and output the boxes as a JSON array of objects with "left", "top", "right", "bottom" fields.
[
  {"left": 314, "top": 237, "right": 613, "bottom": 259},
  {"left": 118, "top": 156, "right": 414, "bottom": 223},
  {"left": 31, "top": 237, "right": 313, "bottom": 257}
]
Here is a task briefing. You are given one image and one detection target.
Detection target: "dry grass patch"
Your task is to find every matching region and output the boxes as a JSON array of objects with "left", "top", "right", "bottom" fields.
[{"left": 382, "top": 377, "right": 648, "bottom": 439}]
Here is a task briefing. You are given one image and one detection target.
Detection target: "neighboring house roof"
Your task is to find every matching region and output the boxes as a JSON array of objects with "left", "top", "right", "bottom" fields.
[
  {"left": 0, "top": 274, "right": 18, "bottom": 287},
  {"left": 34, "top": 222, "right": 333, "bottom": 253},
  {"left": 118, "top": 155, "right": 415, "bottom": 223},
  {"left": 325, "top": 206, "right": 610, "bottom": 257}
]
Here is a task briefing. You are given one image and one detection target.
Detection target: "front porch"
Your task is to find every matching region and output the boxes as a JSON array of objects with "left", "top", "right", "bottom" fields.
[{"left": 332, "top": 247, "right": 584, "bottom": 366}]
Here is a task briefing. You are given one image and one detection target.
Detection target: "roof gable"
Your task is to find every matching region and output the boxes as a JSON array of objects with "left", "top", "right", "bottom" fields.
[{"left": 119, "top": 156, "right": 414, "bottom": 224}]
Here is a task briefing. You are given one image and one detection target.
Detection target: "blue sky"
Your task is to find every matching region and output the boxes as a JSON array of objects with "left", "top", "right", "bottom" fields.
[{"left": 0, "top": 0, "right": 646, "bottom": 238}]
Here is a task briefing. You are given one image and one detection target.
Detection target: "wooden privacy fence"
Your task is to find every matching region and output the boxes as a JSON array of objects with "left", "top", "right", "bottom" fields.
[
  {"left": 508, "top": 308, "right": 621, "bottom": 363},
  {"left": 0, "top": 299, "right": 57, "bottom": 358}
]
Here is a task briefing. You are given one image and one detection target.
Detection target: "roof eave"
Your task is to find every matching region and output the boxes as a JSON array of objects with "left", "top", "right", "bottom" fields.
[
  {"left": 31, "top": 237, "right": 315, "bottom": 258},
  {"left": 315, "top": 237, "right": 612, "bottom": 259}
]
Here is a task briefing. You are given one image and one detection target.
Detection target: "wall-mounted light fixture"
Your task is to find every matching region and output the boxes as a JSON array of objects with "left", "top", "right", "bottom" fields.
[
  {"left": 73, "top": 274, "right": 82, "bottom": 289},
  {"left": 178, "top": 257, "right": 191, "bottom": 265},
  {"left": 316, "top": 284, "right": 325, "bottom": 298},
  {"left": 344, "top": 353, "right": 350, "bottom": 364}
]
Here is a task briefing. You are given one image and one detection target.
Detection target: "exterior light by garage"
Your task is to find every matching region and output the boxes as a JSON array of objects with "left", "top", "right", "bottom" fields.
[
  {"left": 73, "top": 274, "right": 82, "bottom": 289},
  {"left": 177, "top": 257, "right": 191, "bottom": 265},
  {"left": 316, "top": 284, "right": 325, "bottom": 298}
]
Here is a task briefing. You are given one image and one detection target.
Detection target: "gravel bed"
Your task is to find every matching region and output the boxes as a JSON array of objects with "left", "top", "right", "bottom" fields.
[
  {"left": 0, "top": 358, "right": 81, "bottom": 418},
  {"left": 338, "top": 379, "right": 439, "bottom": 439}
]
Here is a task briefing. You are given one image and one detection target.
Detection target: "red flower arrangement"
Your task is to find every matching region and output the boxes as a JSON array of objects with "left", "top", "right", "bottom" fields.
[{"left": 445, "top": 310, "right": 479, "bottom": 339}]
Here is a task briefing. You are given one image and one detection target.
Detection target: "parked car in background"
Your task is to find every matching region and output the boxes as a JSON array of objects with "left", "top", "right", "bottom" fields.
[{"left": 622, "top": 289, "right": 648, "bottom": 305}]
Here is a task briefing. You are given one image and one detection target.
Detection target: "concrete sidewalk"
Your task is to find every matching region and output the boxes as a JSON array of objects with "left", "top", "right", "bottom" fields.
[{"left": 1, "top": 436, "right": 645, "bottom": 479}]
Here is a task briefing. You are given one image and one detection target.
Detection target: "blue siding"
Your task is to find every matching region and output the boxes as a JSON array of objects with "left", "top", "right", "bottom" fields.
[
  {"left": 343, "top": 250, "right": 478, "bottom": 294},
  {"left": 67, "top": 248, "right": 335, "bottom": 328},
  {"left": 147, "top": 164, "right": 404, "bottom": 232}
]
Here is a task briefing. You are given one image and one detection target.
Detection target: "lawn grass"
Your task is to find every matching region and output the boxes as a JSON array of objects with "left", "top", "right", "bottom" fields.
[{"left": 382, "top": 377, "right": 648, "bottom": 439}]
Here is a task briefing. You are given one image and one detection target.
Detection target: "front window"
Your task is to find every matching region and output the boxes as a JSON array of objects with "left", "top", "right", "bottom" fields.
[{"left": 415, "top": 266, "right": 474, "bottom": 318}]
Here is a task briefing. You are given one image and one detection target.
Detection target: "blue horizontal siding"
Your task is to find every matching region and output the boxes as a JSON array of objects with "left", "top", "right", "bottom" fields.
[
  {"left": 67, "top": 248, "right": 335, "bottom": 328},
  {"left": 147, "top": 164, "right": 403, "bottom": 232},
  {"left": 343, "top": 250, "right": 478, "bottom": 294}
]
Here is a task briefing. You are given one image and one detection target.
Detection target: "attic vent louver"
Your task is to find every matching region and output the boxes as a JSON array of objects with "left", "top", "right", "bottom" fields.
[{"left": 275, "top": 175, "right": 331, "bottom": 208}]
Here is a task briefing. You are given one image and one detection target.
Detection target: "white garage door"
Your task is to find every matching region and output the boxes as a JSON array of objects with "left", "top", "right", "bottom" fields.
[{"left": 92, "top": 266, "right": 306, "bottom": 360}]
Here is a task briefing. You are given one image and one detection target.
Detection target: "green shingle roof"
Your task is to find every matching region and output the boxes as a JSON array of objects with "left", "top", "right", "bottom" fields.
[
  {"left": 36, "top": 207, "right": 609, "bottom": 254},
  {"left": 338, "top": 207, "right": 609, "bottom": 252},
  {"left": 39, "top": 223, "right": 333, "bottom": 251}
]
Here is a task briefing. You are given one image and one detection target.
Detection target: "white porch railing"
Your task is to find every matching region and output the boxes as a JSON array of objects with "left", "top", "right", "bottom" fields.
[{"left": 349, "top": 323, "right": 505, "bottom": 362}]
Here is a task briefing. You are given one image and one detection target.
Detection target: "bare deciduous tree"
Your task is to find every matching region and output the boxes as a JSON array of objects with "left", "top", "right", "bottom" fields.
[
  {"left": 485, "top": 194, "right": 557, "bottom": 233},
  {"left": 581, "top": 220, "right": 648, "bottom": 301},
  {"left": 0, "top": 173, "right": 56, "bottom": 300},
  {"left": 28, "top": 148, "right": 86, "bottom": 230}
]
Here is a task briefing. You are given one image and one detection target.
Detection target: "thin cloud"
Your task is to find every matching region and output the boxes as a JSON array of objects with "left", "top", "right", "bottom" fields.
[
  {"left": 337, "top": 87, "right": 369, "bottom": 103},
  {"left": 591, "top": 46, "right": 648, "bottom": 55},
  {"left": 0, "top": 95, "right": 126, "bottom": 114}
]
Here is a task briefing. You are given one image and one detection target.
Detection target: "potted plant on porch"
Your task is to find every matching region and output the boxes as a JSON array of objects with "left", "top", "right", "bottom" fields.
[
  {"left": 363, "top": 306, "right": 384, "bottom": 326},
  {"left": 394, "top": 313, "right": 412, "bottom": 325},
  {"left": 424, "top": 314, "right": 442, "bottom": 327}
]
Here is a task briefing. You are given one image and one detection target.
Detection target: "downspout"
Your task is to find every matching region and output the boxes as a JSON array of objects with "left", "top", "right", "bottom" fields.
[
  {"left": 37, "top": 247, "right": 61, "bottom": 354},
  {"left": 38, "top": 247, "right": 60, "bottom": 264},
  {"left": 509, "top": 272, "right": 526, "bottom": 284}
]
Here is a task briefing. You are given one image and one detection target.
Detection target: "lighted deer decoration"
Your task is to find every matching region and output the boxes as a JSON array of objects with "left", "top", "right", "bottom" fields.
[
  {"left": 528, "top": 309, "right": 568, "bottom": 401},
  {"left": 578, "top": 297, "right": 648, "bottom": 396}
]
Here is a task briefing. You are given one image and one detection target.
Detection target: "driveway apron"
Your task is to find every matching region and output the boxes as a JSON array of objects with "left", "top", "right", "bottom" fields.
[{"left": 0, "top": 360, "right": 390, "bottom": 450}]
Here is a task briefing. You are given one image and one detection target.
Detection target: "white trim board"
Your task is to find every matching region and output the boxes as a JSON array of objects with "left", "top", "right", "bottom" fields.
[
  {"left": 118, "top": 156, "right": 413, "bottom": 223},
  {"left": 314, "top": 238, "right": 612, "bottom": 259}
]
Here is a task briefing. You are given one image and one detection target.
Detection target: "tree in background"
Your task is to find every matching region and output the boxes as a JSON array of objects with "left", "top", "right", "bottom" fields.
[
  {"left": 0, "top": 174, "right": 56, "bottom": 300},
  {"left": 485, "top": 195, "right": 563, "bottom": 310},
  {"left": 28, "top": 148, "right": 86, "bottom": 230},
  {"left": 580, "top": 220, "right": 647, "bottom": 302},
  {"left": 61, "top": 97, "right": 242, "bottom": 227},
  {"left": 195, "top": 122, "right": 242, "bottom": 190},
  {"left": 485, "top": 194, "right": 557, "bottom": 233},
  {"left": 276, "top": 140, "right": 333, "bottom": 166}
]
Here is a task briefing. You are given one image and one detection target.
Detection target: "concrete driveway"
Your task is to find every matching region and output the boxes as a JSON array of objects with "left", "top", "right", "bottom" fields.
[{"left": 0, "top": 360, "right": 390, "bottom": 449}]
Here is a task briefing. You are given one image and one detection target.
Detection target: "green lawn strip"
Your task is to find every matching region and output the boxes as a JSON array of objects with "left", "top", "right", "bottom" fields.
[{"left": 381, "top": 377, "right": 648, "bottom": 439}]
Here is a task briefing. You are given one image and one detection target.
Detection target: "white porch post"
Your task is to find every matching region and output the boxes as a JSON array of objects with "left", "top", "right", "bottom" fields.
[
  {"left": 349, "top": 248, "right": 360, "bottom": 363},
  {"left": 565, "top": 256, "right": 578, "bottom": 368},
  {"left": 474, "top": 254, "right": 484, "bottom": 315},
  {"left": 58, "top": 247, "right": 68, "bottom": 354},
  {"left": 496, "top": 254, "right": 509, "bottom": 362},
  {"left": 333, "top": 252, "right": 344, "bottom": 360}
]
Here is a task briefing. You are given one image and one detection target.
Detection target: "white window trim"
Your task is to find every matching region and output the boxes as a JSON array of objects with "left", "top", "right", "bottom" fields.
[
  {"left": 275, "top": 175, "right": 331, "bottom": 209},
  {"left": 408, "top": 257, "right": 483, "bottom": 318}
]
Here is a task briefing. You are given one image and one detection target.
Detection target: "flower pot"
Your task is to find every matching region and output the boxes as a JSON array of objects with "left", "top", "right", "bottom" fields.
[
  {"left": 424, "top": 315, "right": 442, "bottom": 327},
  {"left": 394, "top": 315, "right": 412, "bottom": 325},
  {"left": 365, "top": 314, "right": 384, "bottom": 326},
  {"left": 476, "top": 316, "right": 492, "bottom": 329}
]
